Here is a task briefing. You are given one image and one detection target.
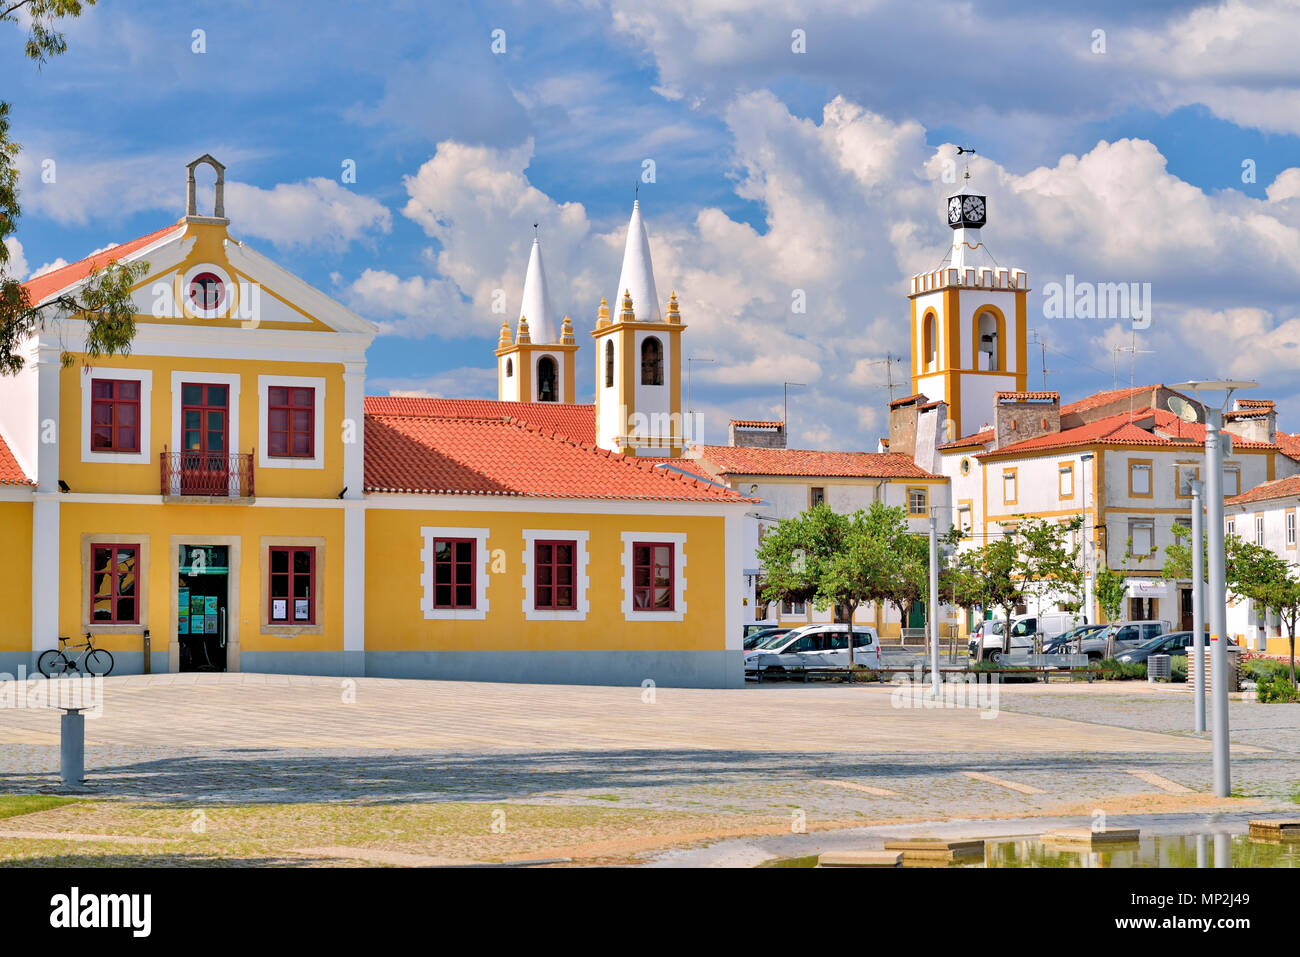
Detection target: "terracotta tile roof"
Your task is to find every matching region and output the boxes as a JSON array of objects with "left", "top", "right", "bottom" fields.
[
  {"left": 1275, "top": 431, "right": 1300, "bottom": 462},
  {"left": 23, "top": 222, "right": 183, "bottom": 305},
  {"left": 691, "top": 444, "right": 938, "bottom": 478},
  {"left": 888, "top": 393, "right": 925, "bottom": 408},
  {"left": 635, "top": 457, "right": 723, "bottom": 483},
  {"left": 364, "top": 414, "right": 752, "bottom": 502},
  {"left": 0, "top": 433, "right": 33, "bottom": 486},
  {"left": 1227, "top": 474, "right": 1300, "bottom": 507},
  {"left": 980, "top": 406, "right": 1277, "bottom": 458},
  {"left": 1059, "top": 385, "right": 1156, "bottom": 417},
  {"left": 729, "top": 419, "right": 784, "bottom": 429},
  {"left": 938, "top": 428, "right": 994, "bottom": 451},
  {"left": 363, "top": 396, "right": 595, "bottom": 444}
]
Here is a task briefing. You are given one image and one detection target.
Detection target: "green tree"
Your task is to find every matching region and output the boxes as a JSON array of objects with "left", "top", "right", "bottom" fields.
[
  {"left": 1, "top": 1, "right": 146, "bottom": 374},
  {"left": 1094, "top": 562, "right": 1128, "bottom": 657},
  {"left": 1014, "top": 515, "right": 1085, "bottom": 638},
  {"left": 948, "top": 534, "right": 1022, "bottom": 661}
]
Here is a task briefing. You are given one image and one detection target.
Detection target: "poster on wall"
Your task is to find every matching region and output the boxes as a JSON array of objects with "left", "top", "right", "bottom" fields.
[
  {"left": 272, "top": 598, "right": 287, "bottom": 621},
  {"left": 204, "top": 615, "right": 218, "bottom": 634},
  {"left": 191, "top": 595, "right": 206, "bottom": 635},
  {"left": 294, "top": 598, "right": 310, "bottom": 621},
  {"left": 178, "top": 587, "right": 190, "bottom": 635}
]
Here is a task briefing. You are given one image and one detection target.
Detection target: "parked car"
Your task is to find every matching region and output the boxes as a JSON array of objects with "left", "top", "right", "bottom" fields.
[
  {"left": 1044, "top": 624, "right": 1107, "bottom": 654},
  {"left": 1114, "top": 631, "right": 1238, "bottom": 665},
  {"left": 1076, "top": 620, "right": 1173, "bottom": 659},
  {"left": 968, "top": 612, "right": 1087, "bottom": 660},
  {"left": 744, "top": 624, "right": 881, "bottom": 678},
  {"left": 1114, "top": 631, "right": 1195, "bottom": 665},
  {"left": 743, "top": 626, "right": 791, "bottom": 651}
]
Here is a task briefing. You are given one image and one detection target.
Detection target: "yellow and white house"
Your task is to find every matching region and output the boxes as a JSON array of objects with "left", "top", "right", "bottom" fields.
[{"left": 0, "top": 157, "right": 753, "bottom": 687}]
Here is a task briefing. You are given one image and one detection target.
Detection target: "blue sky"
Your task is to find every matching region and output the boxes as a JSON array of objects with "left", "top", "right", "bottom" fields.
[{"left": 6, "top": 0, "right": 1300, "bottom": 447}]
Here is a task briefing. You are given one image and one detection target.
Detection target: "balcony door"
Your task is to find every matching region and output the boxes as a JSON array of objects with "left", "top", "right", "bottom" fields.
[{"left": 181, "top": 383, "right": 230, "bottom": 495}]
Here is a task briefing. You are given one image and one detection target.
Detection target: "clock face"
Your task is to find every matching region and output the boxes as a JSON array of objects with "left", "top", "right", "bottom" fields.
[
  {"left": 947, "top": 196, "right": 963, "bottom": 225},
  {"left": 962, "top": 195, "right": 986, "bottom": 223}
]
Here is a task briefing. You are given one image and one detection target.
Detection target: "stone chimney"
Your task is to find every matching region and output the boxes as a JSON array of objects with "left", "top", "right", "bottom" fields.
[
  {"left": 729, "top": 419, "right": 786, "bottom": 448},
  {"left": 888, "top": 394, "right": 924, "bottom": 458},
  {"left": 993, "top": 391, "right": 1060, "bottom": 449},
  {"left": 1224, "top": 399, "right": 1277, "bottom": 445}
]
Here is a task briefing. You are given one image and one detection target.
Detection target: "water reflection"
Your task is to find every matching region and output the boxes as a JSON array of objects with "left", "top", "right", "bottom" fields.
[{"left": 981, "top": 832, "right": 1298, "bottom": 868}]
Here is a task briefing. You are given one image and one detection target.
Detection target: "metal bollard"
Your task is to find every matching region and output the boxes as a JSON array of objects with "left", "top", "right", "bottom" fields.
[
  {"left": 60, "top": 708, "right": 85, "bottom": 789},
  {"left": 143, "top": 628, "right": 151, "bottom": 675}
]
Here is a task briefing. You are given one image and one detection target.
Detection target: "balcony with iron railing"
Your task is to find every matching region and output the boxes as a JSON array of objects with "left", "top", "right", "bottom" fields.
[{"left": 160, "top": 446, "right": 256, "bottom": 499}]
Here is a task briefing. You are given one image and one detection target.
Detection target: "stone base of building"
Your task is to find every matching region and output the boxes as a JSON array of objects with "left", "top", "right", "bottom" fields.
[{"left": 363, "top": 649, "right": 745, "bottom": 689}]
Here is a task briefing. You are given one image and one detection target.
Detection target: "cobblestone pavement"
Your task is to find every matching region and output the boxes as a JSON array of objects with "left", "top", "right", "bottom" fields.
[{"left": 0, "top": 675, "right": 1294, "bottom": 817}]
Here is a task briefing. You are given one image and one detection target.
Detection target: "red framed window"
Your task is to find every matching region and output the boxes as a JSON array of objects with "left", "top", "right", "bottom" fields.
[
  {"left": 632, "top": 542, "right": 674, "bottom": 610},
  {"left": 268, "top": 386, "right": 315, "bottom": 457},
  {"left": 534, "top": 540, "right": 577, "bottom": 610},
  {"left": 432, "top": 538, "right": 476, "bottom": 609},
  {"left": 90, "top": 544, "right": 139, "bottom": 623},
  {"left": 269, "top": 546, "right": 316, "bottom": 624},
  {"left": 90, "top": 378, "right": 141, "bottom": 452}
]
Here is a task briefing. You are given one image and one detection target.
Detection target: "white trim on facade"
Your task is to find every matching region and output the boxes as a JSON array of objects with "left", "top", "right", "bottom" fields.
[
  {"left": 520, "top": 529, "right": 591, "bottom": 622},
  {"left": 419, "top": 526, "right": 490, "bottom": 621},
  {"left": 256, "top": 374, "right": 326, "bottom": 470},
  {"left": 80, "top": 368, "right": 153, "bottom": 465},
  {"left": 620, "top": 530, "right": 687, "bottom": 622}
]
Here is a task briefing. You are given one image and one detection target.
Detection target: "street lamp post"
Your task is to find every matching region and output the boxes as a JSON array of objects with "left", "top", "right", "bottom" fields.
[
  {"left": 1173, "top": 380, "right": 1257, "bottom": 799},
  {"left": 1190, "top": 478, "right": 1206, "bottom": 734},
  {"left": 928, "top": 504, "right": 957, "bottom": 697},
  {"left": 1081, "top": 452, "right": 1095, "bottom": 630}
]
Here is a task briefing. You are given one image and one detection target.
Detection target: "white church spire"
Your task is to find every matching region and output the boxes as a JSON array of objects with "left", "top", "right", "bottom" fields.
[
  {"left": 614, "top": 200, "right": 661, "bottom": 322},
  {"left": 518, "top": 234, "right": 556, "bottom": 343}
]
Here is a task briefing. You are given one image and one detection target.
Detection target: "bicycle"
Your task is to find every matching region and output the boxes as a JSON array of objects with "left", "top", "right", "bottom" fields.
[{"left": 37, "top": 633, "right": 115, "bottom": 678}]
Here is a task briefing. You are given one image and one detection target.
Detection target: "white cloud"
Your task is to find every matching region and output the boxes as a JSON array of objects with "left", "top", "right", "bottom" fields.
[
  {"left": 225, "top": 178, "right": 392, "bottom": 251},
  {"left": 30, "top": 258, "right": 68, "bottom": 279},
  {"left": 3, "top": 238, "right": 28, "bottom": 279},
  {"left": 347, "top": 89, "right": 1300, "bottom": 448}
]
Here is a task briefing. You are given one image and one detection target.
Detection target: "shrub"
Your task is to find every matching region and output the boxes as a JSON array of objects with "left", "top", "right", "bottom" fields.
[
  {"left": 1244, "top": 657, "right": 1295, "bottom": 682},
  {"left": 1092, "top": 658, "right": 1147, "bottom": 681},
  {"left": 1169, "top": 655, "right": 1187, "bottom": 683},
  {"left": 1255, "top": 672, "right": 1300, "bottom": 704}
]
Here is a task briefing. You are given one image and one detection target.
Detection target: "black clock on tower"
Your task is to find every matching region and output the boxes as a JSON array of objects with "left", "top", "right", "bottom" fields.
[{"left": 947, "top": 193, "right": 986, "bottom": 229}]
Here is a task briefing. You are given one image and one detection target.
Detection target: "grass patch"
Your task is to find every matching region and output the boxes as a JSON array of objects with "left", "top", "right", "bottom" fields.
[{"left": 0, "top": 795, "right": 80, "bottom": 821}]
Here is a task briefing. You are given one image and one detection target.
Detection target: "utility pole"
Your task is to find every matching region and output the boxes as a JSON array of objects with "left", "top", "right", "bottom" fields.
[
  {"left": 1081, "top": 452, "right": 1095, "bottom": 631},
  {"left": 783, "top": 381, "right": 805, "bottom": 435},
  {"left": 928, "top": 507, "right": 943, "bottom": 698},
  {"left": 1028, "top": 332, "right": 1057, "bottom": 390}
]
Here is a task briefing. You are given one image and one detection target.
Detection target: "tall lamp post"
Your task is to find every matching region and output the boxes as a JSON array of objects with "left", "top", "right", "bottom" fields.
[
  {"left": 1172, "top": 380, "right": 1257, "bottom": 798},
  {"left": 927, "top": 504, "right": 955, "bottom": 698},
  {"left": 1190, "top": 477, "right": 1206, "bottom": 734},
  {"left": 1080, "top": 452, "right": 1095, "bottom": 628}
]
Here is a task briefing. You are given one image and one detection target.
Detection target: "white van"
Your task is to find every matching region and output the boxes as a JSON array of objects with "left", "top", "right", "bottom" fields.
[
  {"left": 744, "top": 624, "right": 881, "bottom": 678},
  {"left": 969, "top": 612, "right": 1086, "bottom": 659}
]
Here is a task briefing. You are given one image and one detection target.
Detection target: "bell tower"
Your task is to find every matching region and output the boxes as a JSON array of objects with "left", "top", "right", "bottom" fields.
[
  {"left": 592, "top": 201, "right": 686, "bottom": 456},
  {"left": 908, "top": 190, "right": 1029, "bottom": 440},
  {"left": 496, "top": 234, "right": 577, "bottom": 403}
]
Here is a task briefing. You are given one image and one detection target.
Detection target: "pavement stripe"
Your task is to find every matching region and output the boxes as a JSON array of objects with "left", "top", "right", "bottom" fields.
[
  {"left": 962, "top": 771, "right": 1046, "bottom": 795},
  {"left": 1125, "top": 769, "right": 1193, "bottom": 794},
  {"left": 814, "top": 778, "right": 901, "bottom": 797}
]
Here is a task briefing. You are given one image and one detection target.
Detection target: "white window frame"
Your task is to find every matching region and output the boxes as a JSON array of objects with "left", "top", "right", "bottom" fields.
[
  {"left": 521, "top": 530, "right": 590, "bottom": 622},
  {"left": 1130, "top": 461, "right": 1152, "bottom": 496},
  {"left": 1256, "top": 515, "right": 1265, "bottom": 546},
  {"left": 1287, "top": 511, "right": 1296, "bottom": 547},
  {"left": 169, "top": 371, "right": 242, "bottom": 496},
  {"left": 621, "top": 531, "right": 687, "bottom": 622},
  {"left": 257, "top": 375, "right": 326, "bottom": 470},
  {"left": 1129, "top": 519, "right": 1155, "bottom": 556},
  {"left": 1223, "top": 465, "right": 1241, "bottom": 497},
  {"left": 420, "top": 526, "right": 490, "bottom": 621},
  {"left": 81, "top": 368, "right": 153, "bottom": 464}
]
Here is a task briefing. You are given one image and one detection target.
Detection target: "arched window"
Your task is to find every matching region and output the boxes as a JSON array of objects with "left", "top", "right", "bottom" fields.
[
  {"left": 977, "top": 310, "right": 1000, "bottom": 371},
  {"left": 641, "top": 337, "right": 663, "bottom": 386},
  {"left": 505, "top": 358, "right": 513, "bottom": 378},
  {"left": 604, "top": 340, "right": 614, "bottom": 388},
  {"left": 923, "top": 312, "right": 937, "bottom": 371},
  {"left": 537, "top": 356, "right": 558, "bottom": 402}
]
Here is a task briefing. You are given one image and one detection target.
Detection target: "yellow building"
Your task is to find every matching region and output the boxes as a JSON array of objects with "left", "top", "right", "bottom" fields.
[{"left": 0, "top": 157, "right": 753, "bottom": 687}]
